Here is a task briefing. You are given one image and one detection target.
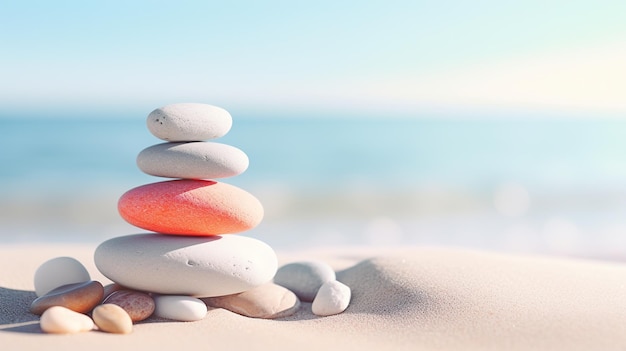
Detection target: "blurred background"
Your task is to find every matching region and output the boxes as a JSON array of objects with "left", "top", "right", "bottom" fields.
[{"left": 1, "top": 1, "right": 626, "bottom": 258}]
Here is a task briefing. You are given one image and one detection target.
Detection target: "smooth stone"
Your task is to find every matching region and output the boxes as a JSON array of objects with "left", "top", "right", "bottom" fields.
[
  {"left": 118, "top": 179, "right": 264, "bottom": 235},
  {"left": 204, "top": 283, "right": 300, "bottom": 319},
  {"left": 103, "top": 290, "right": 155, "bottom": 322},
  {"left": 94, "top": 234, "right": 278, "bottom": 297},
  {"left": 40, "top": 306, "right": 94, "bottom": 334},
  {"left": 153, "top": 295, "right": 207, "bottom": 322},
  {"left": 137, "top": 142, "right": 249, "bottom": 179},
  {"left": 311, "top": 280, "right": 351, "bottom": 317},
  {"left": 92, "top": 304, "right": 133, "bottom": 334},
  {"left": 273, "top": 261, "right": 336, "bottom": 302},
  {"left": 30, "top": 281, "right": 104, "bottom": 315},
  {"left": 147, "top": 103, "right": 232, "bottom": 142},
  {"left": 34, "top": 257, "right": 90, "bottom": 297}
]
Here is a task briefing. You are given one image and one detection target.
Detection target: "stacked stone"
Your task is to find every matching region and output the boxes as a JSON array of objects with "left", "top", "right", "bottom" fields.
[
  {"left": 94, "top": 103, "right": 298, "bottom": 320},
  {"left": 27, "top": 103, "right": 349, "bottom": 334}
]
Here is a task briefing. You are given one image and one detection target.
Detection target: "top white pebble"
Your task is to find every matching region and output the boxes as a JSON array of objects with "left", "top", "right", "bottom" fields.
[{"left": 147, "top": 103, "right": 233, "bottom": 141}]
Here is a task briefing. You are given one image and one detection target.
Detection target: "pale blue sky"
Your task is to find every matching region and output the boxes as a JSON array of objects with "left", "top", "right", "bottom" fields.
[{"left": 1, "top": 1, "right": 625, "bottom": 117}]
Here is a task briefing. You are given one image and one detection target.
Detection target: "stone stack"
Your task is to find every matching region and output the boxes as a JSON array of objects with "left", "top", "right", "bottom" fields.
[
  {"left": 28, "top": 103, "right": 349, "bottom": 334},
  {"left": 94, "top": 103, "right": 296, "bottom": 320}
]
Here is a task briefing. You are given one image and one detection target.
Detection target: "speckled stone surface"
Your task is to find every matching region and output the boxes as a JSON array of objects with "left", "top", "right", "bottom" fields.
[{"left": 146, "top": 103, "right": 232, "bottom": 142}]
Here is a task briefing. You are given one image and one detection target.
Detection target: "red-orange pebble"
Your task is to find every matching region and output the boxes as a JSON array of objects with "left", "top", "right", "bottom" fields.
[{"left": 118, "top": 179, "right": 263, "bottom": 236}]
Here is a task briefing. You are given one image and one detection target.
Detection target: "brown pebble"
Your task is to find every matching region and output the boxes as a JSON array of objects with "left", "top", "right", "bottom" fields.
[
  {"left": 204, "top": 283, "right": 300, "bottom": 319},
  {"left": 30, "top": 280, "right": 104, "bottom": 315},
  {"left": 103, "top": 289, "right": 155, "bottom": 322},
  {"left": 93, "top": 304, "right": 133, "bottom": 334}
]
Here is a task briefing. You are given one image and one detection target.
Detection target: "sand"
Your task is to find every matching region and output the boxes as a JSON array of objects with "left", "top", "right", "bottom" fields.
[{"left": 2, "top": 244, "right": 626, "bottom": 350}]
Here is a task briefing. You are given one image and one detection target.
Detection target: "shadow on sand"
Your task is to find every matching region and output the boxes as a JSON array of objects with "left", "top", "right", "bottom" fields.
[{"left": 0, "top": 287, "right": 42, "bottom": 334}]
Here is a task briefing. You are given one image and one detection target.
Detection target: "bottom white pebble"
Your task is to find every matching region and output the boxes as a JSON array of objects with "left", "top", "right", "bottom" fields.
[
  {"left": 311, "top": 280, "right": 351, "bottom": 316},
  {"left": 40, "top": 306, "right": 94, "bottom": 334},
  {"left": 153, "top": 295, "right": 207, "bottom": 321}
]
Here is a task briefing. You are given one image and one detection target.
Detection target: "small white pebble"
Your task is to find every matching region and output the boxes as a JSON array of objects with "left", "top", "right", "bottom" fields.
[
  {"left": 40, "top": 306, "right": 94, "bottom": 334},
  {"left": 312, "top": 280, "right": 351, "bottom": 317},
  {"left": 34, "top": 257, "right": 90, "bottom": 297},
  {"left": 153, "top": 295, "right": 207, "bottom": 321}
]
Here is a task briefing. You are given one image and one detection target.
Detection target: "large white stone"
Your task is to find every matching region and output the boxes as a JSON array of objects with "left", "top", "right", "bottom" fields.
[
  {"left": 34, "top": 257, "right": 90, "bottom": 297},
  {"left": 137, "top": 142, "right": 249, "bottom": 179},
  {"left": 153, "top": 295, "right": 207, "bottom": 322},
  {"left": 147, "top": 103, "right": 232, "bottom": 141},
  {"left": 94, "top": 234, "right": 278, "bottom": 297}
]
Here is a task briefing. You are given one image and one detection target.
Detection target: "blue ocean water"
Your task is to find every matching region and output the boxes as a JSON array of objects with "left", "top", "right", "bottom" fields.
[
  {"left": 3, "top": 116, "right": 625, "bottom": 190},
  {"left": 1, "top": 115, "right": 626, "bottom": 256}
]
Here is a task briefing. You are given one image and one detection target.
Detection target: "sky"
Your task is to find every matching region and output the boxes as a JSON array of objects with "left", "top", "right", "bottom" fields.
[{"left": 1, "top": 0, "right": 626, "bottom": 117}]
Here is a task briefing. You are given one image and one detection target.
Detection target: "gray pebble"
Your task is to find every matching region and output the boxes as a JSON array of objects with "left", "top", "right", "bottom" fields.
[{"left": 273, "top": 261, "right": 336, "bottom": 302}]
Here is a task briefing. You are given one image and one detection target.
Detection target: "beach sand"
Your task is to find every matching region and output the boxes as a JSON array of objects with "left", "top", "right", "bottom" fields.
[{"left": 2, "top": 244, "right": 626, "bottom": 350}]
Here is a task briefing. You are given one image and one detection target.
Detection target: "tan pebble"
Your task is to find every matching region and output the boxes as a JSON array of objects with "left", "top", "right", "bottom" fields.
[
  {"left": 103, "top": 290, "right": 155, "bottom": 322},
  {"left": 40, "top": 306, "right": 94, "bottom": 334},
  {"left": 92, "top": 304, "right": 133, "bottom": 334},
  {"left": 204, "top": 283, "right": 300, "bottom": 319},
  {"left": 30, "top": 281, "right": 104, "bottom": 315}
]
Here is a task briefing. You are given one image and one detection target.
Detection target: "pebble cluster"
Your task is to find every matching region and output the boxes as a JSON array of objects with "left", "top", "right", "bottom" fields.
[
  {"left": 274, "top": 261, "right": 351, "bottom": 316},
  {"left": 29, "top": 103, "right": 351, "bottom": 334}
]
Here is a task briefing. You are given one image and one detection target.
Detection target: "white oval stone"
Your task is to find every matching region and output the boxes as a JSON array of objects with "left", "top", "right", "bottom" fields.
[
  {"left": 94, "top": 234, "right": 278, "bottom": 297},
  {"left": 153, "top": 295, "right": 207, "bottom": 321},
  {"left": 273, "top": 261, "right": 336, "bottom": 302},
  {"left": 147, "top": 103, "right": 232, "bottom": 141},
  {"left": 311, "top": 280, "right": 351, "bottom": 317},
  {"left": 136, "top": 142, "right": 249, "bottom": 179},
  {"left": 40, "top": 306, "right": 94, "bottom": 334},
  {"left": 34, "top": 257, "right": 90, "bottom": 297}
]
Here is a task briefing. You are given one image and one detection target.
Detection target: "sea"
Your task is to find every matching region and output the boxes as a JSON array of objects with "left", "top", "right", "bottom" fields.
[{"left": 2, "top": 115, "right": 626, "bottom": 258}]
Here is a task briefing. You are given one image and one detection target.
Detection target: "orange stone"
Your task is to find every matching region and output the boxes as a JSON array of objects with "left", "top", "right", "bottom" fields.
[{"left": 118, "top": 179, "right": 264, "bottom": 236}]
